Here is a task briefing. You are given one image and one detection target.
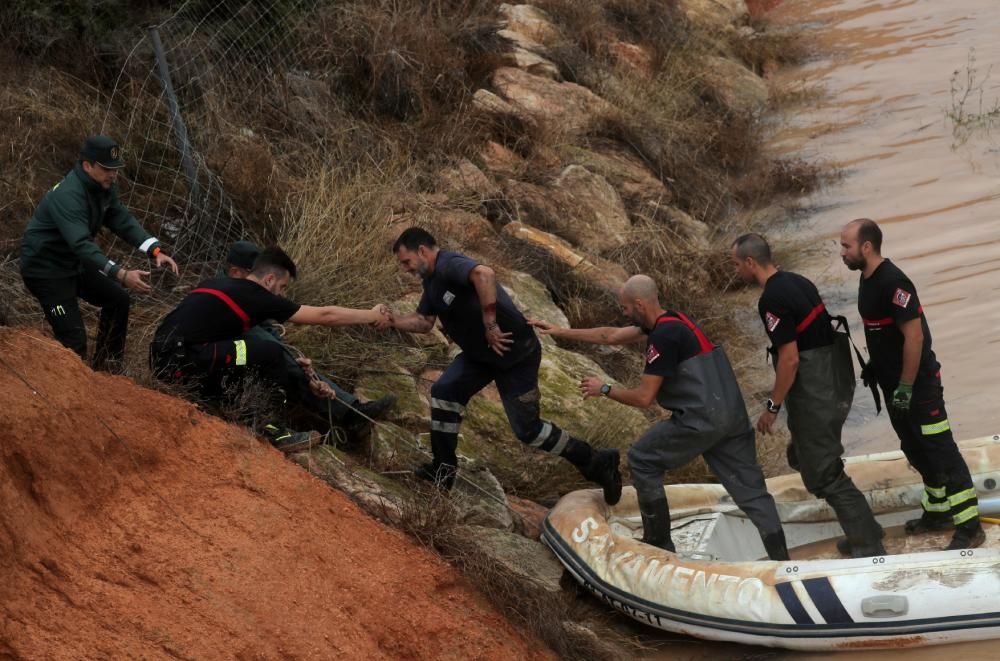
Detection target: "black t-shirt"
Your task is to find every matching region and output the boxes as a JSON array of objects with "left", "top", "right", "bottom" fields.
[
  {"left": 858, "top": 259, "right": 939, "bottom": 386},
  {"left": 416, "top": 250, "right": 535, "bottom": 365},
  {"left": 642, "top": 310, "right": 710, "bottom": 380},
  {"left": 757, "top": 271, "right": 834, "bottom": 352},
  {"left": 157, "top": 277, "right": 301, "bottom": 344}
]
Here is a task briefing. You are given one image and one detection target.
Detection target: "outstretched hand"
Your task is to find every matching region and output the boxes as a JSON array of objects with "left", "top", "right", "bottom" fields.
[
  {"left": 121, "top": 269, "right": 152, "bottom": 292},
  {"left": 155, "top": 252, "right": 179, "bottom": 275},
  {"left": 527, "top": 318, "right": 561, "bottom": 336}
]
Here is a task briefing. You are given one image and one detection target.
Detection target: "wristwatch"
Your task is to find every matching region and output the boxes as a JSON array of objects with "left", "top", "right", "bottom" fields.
[
  {"left": 600, "top": 383, "right": 612, "bottom": 397},
  {"left": 765, "top": 398, "right": 781, "bottom": 414}
]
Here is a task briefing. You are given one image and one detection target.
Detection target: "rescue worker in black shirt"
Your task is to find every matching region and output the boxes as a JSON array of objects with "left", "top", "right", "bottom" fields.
[
  {"left": 150, "top": 246, "right": 391, "bottom": 452},
  {"left": 534, "top": 274, "right": 789, "bottom": 560},
  {"left": 222, "top": 241, "right": 397, "bottom": 439},
  {"left": 840, "top": 218, "right": 983, "bottom": 550},
  {"left": 20, "top": 135, "right": 179, "bottom": 372},
  {"left": 384, "top": 227, "right": 622, "bottom": 501},
  {"left": 731, "top": 233, "right": 886, "bottom": 558}
]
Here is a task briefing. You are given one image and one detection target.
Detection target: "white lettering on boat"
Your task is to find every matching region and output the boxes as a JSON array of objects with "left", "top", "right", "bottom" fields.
[{"left": 572, "top": 517, "right": 599, "bottom": 543}]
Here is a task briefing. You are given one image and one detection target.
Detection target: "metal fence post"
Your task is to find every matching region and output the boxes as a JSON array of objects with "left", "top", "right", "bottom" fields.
[{"left": 148, "top": 25, "right": 201, "bottom": 202}]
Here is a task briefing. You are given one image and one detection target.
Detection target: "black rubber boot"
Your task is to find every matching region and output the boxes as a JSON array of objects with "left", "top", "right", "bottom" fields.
[
  {"left": 836, "top": 525, "right": 887, "bottom": 558},
  {"left": 946, "top": 522, "right": 986, "bottom": 550},
  {"left": 581, "top": 448, "right": 622, "bottom": 506},
  {"left": 904, "top": 512, "right": 953, "bottom": 535},
  {"left": 637, "top": 493, "right": 675, "bottom": 552},
  {"left": 828, "top": 493, "right": 886, "bottom": 558},
  {"left": 413, "top": 461, "right": 457, "bottom": 491},
  {"left": 762, "top": 530, "right": 791, "bottom": 561}
]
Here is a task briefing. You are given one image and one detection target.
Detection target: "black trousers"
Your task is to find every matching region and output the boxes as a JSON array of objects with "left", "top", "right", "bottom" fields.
[
  {"left": 883, "top": 375, "right": 979, "bottom": 527},
  {"left": 22, "top": 270, "right": 130, "bottom": 371},
  {"left": 150, "top": 333, "right": 288, "bottom": 402}
]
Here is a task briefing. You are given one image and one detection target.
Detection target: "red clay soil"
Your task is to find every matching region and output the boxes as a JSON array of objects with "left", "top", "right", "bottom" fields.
[{"left": 0, "top": 327, "right": 552, "bottom": 660}]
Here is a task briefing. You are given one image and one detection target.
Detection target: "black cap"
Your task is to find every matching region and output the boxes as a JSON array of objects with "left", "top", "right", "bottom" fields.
[
  {"left": 227, "top": 241, "right": 260, "bottom": 270},
  {"left": 80, "top": 135, "right": 126, "bottom": 169}
]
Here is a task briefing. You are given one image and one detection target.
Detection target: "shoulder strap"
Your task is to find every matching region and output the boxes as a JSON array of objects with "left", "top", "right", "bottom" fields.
[
  {"left": 832, "top": 314, "right": 881, "bottom": 415},
  {"left": 192, "top": 288, "right": 251, "bottom": 332},
  {"left": 654, "top": 311, "right": 714, "bottom": 356}
]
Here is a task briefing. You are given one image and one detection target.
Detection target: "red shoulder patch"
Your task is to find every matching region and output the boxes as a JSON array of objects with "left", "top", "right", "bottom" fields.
[
  {"left": 892, "top": 288, "right": 912, "bottom": 308},
  {"left": 646, "top": 344, "right": 661, "bottom": 364},
  {"left": 765, "top": 311, "right": 780, "bottom": 333}
]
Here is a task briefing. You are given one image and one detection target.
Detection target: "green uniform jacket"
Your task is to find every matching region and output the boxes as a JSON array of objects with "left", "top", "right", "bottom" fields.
[{"left": 19, "top": 162, "right": 160, "bottom": 280}]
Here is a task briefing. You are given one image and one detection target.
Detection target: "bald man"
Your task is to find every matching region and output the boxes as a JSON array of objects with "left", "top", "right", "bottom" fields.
[
  {"left": 841, "top": 218, "right": 982, "bottom": 550},
  {"left": 532, "top": 275, "right": 788, "bottom": 560}
]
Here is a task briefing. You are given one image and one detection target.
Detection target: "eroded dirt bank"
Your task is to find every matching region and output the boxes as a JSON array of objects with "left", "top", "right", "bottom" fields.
[{"left": 0, "top": 327, "right": 550, "bottom": 660}]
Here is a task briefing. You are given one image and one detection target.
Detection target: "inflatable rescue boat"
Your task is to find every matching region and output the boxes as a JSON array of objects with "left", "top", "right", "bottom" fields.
[{"left": 542, "top": 434, "right": 1000, "bottom": 651}]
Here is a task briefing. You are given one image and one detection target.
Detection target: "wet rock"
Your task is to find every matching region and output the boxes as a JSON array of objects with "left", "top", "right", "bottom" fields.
[
  {"left": 508, "top": 495, "right": 549, "bottom": 540},
  {"left": 455, "top": 525, "right": 565, "bottom": 593},
  {"left": 554, "top": 165, "right": 631, "bottom": 250},
  {"left": 703, "top": 55, "right": 769, "bottom": 116},
  {"left": 491, "top": 67, "right": 611, "bottom": 133}
]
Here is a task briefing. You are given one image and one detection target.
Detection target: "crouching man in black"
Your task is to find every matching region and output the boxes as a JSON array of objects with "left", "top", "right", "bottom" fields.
[{"left": 150, "top": 246, "right": 390, "bottom": 452}]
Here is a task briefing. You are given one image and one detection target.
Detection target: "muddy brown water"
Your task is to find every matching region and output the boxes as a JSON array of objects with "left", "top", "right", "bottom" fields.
[{"left": 637, "top": 1, "right": 1000, "bottom": 658}]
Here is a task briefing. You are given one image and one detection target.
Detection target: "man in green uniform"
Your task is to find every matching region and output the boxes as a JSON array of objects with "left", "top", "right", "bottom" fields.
[{"left": 20, "top": 135, "right": 178, "bottom": 371}]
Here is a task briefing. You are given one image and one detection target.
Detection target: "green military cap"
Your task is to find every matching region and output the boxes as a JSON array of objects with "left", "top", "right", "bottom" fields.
[{"left": 80, "top": 135, "right": 126, "bottom": 169}]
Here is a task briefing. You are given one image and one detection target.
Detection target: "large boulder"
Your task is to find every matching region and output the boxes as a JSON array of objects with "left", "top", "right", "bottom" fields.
[
  {"left": 500, "top": 45, "right": 562, "bottom": 81},
  {"left": 437, "top": 159, "right": 500, "bottom": 202},
  {"left": 491, "top": 67, "right": 612, "bottom": 133},
  {"left": 503, "top": 179, "right": 625, "bottom": 255},
  {"left": 498, "top": 4, "right": 563, "bottom": 46},
  {"left": 500, "top": 269, "right": 568, "bottom": 348},
  {"left": 702, "top": 55, "right": 769, "bottom": 116},
  {"left": 553, "top": 165, "right": 631, "bottom": 249},
  {"left": 453, "top": 525, "right": 565, "bottom": 593},
  {"left": 300, "top": 434, "right": 515, "bottom": 531},
  {"left": 502, "top": 221, "right": 628, "bottom": 299},
  {"left": 564, "top": 144, "right": 672, "bottom": 211}
]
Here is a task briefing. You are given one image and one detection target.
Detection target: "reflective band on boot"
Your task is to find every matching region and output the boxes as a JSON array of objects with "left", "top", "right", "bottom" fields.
[
  {"left": 233, "top": 339, "right": 247, "bottom": 366},
  {"left": 431, "top": 397, "right": 466, "bottom": 414},
  {"left": 920, "top": 419, "right": 951, "bottom": 435},
  {"left": 954, "top": 505, "right": 979, "bottom": 526},
  {"left": 431, "top": 420, "right": 461, "bottom": 433},
  {"left": 921, "top": 486, "right": 950, "bottom": 513},
  {"left": 528, "top": 421, "right": 570, "bottom": 455}
]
